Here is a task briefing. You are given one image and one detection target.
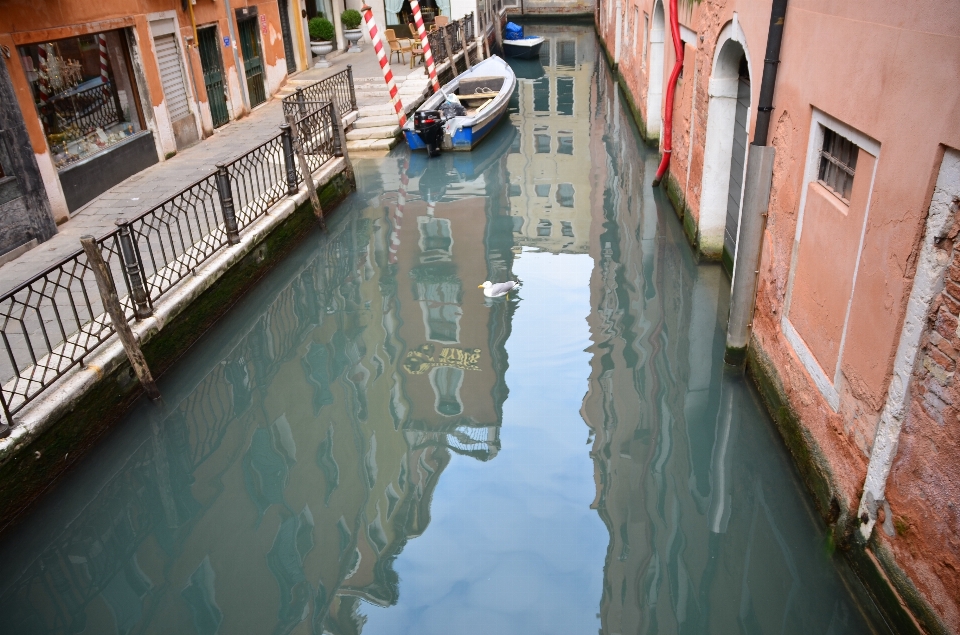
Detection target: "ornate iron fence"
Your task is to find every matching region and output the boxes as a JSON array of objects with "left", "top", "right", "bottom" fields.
[
  {"left": 281, "top": 67, "right": 357, "bottom": 119},
  {"left": 0, "top": 103, "right": 344, "bottom": 426},
  {"left": 428, "top": 29, "right": 447, "bottom": 64}
]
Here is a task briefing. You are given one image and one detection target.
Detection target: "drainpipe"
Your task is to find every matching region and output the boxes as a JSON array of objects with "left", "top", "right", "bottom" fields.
[
  {"left": 650, "top": 0, "right": 682, "bottom": 187},
  {"left": 723, "top": 0, "right": 787, "bottom": 365}
]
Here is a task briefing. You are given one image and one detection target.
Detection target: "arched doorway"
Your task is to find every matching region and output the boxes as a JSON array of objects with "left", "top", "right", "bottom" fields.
[
  {"left": 645, "top": 0, "right": 665, "bottom": 139},
  {"left": 698, "top": 23, "right": 751, "bottom": 269}
]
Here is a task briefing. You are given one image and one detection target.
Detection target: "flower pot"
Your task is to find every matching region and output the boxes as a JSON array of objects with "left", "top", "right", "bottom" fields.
[
  {"left": 310, "top": 41, "right": 334, "bottom": 68},
  {"left": 344, "top": 29, "right": 363, "bottom": 53}
]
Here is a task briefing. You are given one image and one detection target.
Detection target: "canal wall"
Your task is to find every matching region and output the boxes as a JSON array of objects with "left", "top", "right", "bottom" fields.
[
  {"left": 0, "top": 160, "right": 354, "bottom": 535},
  {"left": 595, "top": 2, "right": 960, "bottom": 633}
]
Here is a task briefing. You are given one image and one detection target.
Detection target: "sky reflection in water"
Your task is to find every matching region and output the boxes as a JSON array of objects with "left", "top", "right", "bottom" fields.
[{"left": 0, "top": 23, "right": 879, "bottom": 635}]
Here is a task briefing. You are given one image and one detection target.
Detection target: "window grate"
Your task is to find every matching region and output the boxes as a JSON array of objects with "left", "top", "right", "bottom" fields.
[{"left": 818, "top": 129, "right": 858, "bottom": 203}]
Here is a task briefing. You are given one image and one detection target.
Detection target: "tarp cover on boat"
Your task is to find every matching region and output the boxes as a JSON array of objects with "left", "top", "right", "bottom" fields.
[{"left": 505, "top": 22, "right": 524, "bottom": 40}]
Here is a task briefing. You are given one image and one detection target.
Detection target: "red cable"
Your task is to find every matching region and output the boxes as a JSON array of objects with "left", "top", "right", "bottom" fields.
[{"left": 652, "top": 0, "right": 684, "bottom": 186}]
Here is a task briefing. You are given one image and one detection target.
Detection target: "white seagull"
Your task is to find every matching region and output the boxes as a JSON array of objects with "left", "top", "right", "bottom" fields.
[{"left": 479, "top": 280, "right": 520, "bottom": 298}]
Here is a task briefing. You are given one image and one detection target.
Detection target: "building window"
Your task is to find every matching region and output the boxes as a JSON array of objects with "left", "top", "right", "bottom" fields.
[
  {"left": 510, "top": 132, "right": 521, "bottom": 153},
  {"left": 561, "top": 221, "right": 574, "bottom": 237},
  {"left": 632, "top": 8, "right": 639, "bottom": 52},
  {"left": 418, "top": 217, "right": 453, "bottom": 262},
  {"left": 533, "top": 76, "right": 550, "bottom": 112},
  {"left": 556, "top": 183, "right": 575, "bottom": 208},
  {"left": 818, "top": 128, "right": 858, "bottom": 203},
  {"left": 535, "top": 133, "right": 551, "bottom": 154},
  {"left": 508, "top": 184, "right": 521, "bottom": 197},
  {"left": 19, "top": 30, "right": 145, "bottom": 170},
  {"left": 539, "top": 39, "right": 551, "bottom": 65},
  {"left": 557, "top": 134, "right": 573, "bottom": 155},
  {"left": 557, "top": 40, "right": 576, "bottom": 69},
  {"left": 556, "top": 77, "right": 573, "bottom": 116},
  {"left": 642, "top": 15, "right": 649, "bottom": 64},
  {"left": 512, "top": 217, "right": 524, "bottom": 233},
  {"left": 535, "top": 184, "right": 551, "bottom": 197},
  {"left": 537, "top": 219, "right": 552, "bottom": 237}
]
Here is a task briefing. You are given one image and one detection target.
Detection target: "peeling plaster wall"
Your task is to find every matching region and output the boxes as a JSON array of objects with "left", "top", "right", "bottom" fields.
[
  {"left": 878, "top": 150, "right": 960, "bottom": 631},
  {"left": 600, "top": 0, "right": 960, "bottom": 631}
]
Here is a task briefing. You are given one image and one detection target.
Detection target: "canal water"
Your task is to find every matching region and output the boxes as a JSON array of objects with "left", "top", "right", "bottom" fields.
[{"left": 0, "top": 24, "right": 885, "bottom": 635}]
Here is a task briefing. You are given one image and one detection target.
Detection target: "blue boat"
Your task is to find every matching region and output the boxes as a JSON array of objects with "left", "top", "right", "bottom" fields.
[{"left": 403, "top": 56, "right": 516, "bottom": 153}]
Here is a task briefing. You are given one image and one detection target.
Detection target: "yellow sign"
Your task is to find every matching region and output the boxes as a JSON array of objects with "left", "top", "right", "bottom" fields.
[{"left": 403, "top": 344, "right": 482, "bottom": 374}]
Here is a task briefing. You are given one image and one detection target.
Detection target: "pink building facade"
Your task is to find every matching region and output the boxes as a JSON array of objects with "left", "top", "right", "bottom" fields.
[{"left": 596, "top": 1, "right": 960, "bottom": 633}]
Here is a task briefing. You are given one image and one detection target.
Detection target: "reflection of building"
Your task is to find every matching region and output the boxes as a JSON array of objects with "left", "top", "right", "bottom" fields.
[
  {"left": 506, "top": 27, "right": 593, "bottom": 255},
  {"left": 0, "top": 112, "right": 517, "bottom": 635},
  {"left": 583, "top": 54, "right": 871, "bottom": 635},
  {"left": 0, "top": 0, "right": 306, "bottom": 255}
]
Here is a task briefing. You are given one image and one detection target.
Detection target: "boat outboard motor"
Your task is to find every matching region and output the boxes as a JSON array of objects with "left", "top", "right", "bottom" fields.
[{"left": 414, "top": 110, "right": 444, "bottom": 157}]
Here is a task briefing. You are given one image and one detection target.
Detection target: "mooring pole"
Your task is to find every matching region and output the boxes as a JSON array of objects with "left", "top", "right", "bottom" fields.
[
  {"left": 285, "top": 112, "right": 324, "bottom": 228},
  {"left": 80, "top": 236, "right": 161, "bottom": 401}
]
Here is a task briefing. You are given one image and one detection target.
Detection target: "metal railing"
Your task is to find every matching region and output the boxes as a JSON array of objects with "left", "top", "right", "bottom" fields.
[
  {"left": 0, "top": 102, "right": 344, "bottom": 426},
  {"left": 281, "top": 67, "right": 357, "bottom": 119}
]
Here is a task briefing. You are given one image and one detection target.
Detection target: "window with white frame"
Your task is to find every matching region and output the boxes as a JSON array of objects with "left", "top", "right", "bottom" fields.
[
  {"left": 642, "top": 14, "right": 648, "bottom": 64},
  {"left": 818, "top": 129, "right": 858, "bottom": 203}
]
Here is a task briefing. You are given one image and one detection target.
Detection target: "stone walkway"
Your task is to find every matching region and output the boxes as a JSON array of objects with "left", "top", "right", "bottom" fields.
[{"left": 0, "top": 43, "right": 438, "bottom": 296}]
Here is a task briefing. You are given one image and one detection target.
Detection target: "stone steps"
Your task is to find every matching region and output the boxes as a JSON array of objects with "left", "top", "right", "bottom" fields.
[
  {"left": 346, "top": 137, "right": 399, "bottom": 152},
  {"left": 346, "top": 125, "right": 400, "bottom": 141},
  {"left": 353, "top": 114, "right": 401, "bottom": 129}
]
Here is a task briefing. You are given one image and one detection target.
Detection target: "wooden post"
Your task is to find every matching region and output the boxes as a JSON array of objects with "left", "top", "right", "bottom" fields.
[
  {"left": 331, "top": 99, "right": 354, "bottom": 183},
  {"left": 461, "top": 20, "right": 472, "bottom": 69},
  {"left": 284, "top": 112, "right": 325, "bottom": 229},
  {"left": 80, "top": 236, "right": 161, "bottom": 401},
  {"left": 442, "top": 26, "right": 455, "bottom": 73}
]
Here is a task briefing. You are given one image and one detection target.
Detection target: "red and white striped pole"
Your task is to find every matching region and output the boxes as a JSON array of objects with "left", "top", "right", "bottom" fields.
[
  {"left": 409, "top": 0, "right": 440, "bottom": 93},
  {"left": 360, "top": 3, "right": 406, "bottom": 126},
  {"left": 97, "top": 34, "right": 110, "bottom": 98},
  {"left": 390, "top": 168, "right": 407, "bottom": 265},
  {"left": 37, "top": 44, "right": 50, "bottom": 103}
]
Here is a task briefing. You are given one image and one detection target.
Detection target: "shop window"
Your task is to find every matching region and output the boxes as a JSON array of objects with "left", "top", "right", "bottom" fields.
[
  {"left": 818, "top": 129, "right": 858, "bottom": 203},
  {"left": 19, "top": 31, "right": 145, "bottom": 170},
  {"left": 557, "top": 183, "right": 575, "bottom": 208},
  {"left": 557, "top": 134, "right": 573, "bottom": 155}
]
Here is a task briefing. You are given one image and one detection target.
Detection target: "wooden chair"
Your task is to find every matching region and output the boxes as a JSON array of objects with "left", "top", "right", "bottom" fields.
[
  {"left": 408, "top": 23, "right": 419, "bottom": 39},
  {"left": 409, "top": 40, "right": 425, "bottom": 68},
  {"left": 385, "top": 29, "right": 405, "bottom": 63}
]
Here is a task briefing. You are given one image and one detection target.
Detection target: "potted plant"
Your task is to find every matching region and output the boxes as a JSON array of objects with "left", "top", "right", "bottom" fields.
[
  {"left": 308, "top": 16, "right": 336, "bottom": 67},
  {"left": 341, "top": 9, "right": 364, "bottom": 53}
]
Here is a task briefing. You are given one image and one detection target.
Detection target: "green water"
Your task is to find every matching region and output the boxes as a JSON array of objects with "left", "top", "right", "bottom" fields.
[{"left": 0, "top": 24, "right": 885, "bottom": 635}]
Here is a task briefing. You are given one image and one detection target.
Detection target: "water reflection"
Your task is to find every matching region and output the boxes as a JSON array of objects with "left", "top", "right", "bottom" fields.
[
  {"left": 0, "top": 108, "right": 517, "bottom": 634},
  {"left": 0, "top": 22, "right": 881, "bottom": 635},
  {"left": 584, "top": 47, "right": 877, "bottom": 635}
]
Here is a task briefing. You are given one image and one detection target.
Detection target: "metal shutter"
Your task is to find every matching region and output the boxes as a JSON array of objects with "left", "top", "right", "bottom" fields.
[{"left": 155, "top": 34, "right": 191, "bottom": 121}]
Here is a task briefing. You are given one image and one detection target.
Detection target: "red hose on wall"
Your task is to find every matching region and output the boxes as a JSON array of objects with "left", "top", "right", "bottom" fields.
[{"left": 651, "top": 0, "right": 684, "bottom": 187}]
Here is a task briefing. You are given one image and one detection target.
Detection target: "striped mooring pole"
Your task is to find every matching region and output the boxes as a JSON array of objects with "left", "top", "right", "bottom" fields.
[
  {"left": 37, "top": 44, "right": 50, "bottom": 103},
  {"left": 98, "top": 33, "right": 110, "bottom": 97},
  {"left": 390, "top": 162, "right": 407, "bottom": 265},
  {"left": 360, "top": 3, "right": 406, "bottom": 126},
  {"left": 409, "top": 0, "right": 440, "bottom": 93}
]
